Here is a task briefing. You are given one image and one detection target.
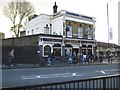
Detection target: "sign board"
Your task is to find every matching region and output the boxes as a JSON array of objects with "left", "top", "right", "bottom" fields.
[{"left": 109, "top": 27, "right": 113, "bottom": 40}]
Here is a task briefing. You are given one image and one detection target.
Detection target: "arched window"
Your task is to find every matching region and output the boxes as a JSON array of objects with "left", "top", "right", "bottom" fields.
[{"left": 44, "top": 45, "right": 51, "bottom": 56}]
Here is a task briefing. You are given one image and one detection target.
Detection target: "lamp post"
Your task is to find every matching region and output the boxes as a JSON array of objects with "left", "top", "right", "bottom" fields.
[
  {"left": 79, "top": 40, "right": 82, "bottom": 63},
  {"left": 79, "top": 40, "right": 82, "bottom": 55},
  {"left": 62, "top": 36, "right": 65, "bottom": 61},
  {"left": 93, "top": 40, "right": 97, "bottom": 61}
]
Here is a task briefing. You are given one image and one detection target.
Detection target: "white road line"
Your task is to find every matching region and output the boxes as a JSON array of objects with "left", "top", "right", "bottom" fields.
[
  {"left": 22, "top": 73, "right": 72, "bottom": 78},
  {"left": 101, "top": 71, "right": 106, "bottom": 74},
  {"left": 95, "top": 69, "right": 120, "bottom": 72},
  {"left": 21, "top": 73, "right": 84, "bottom": 80}
]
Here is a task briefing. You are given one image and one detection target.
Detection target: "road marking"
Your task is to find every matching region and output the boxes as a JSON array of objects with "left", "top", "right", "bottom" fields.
[
  {"left": 95, "top": 69, "right": 120, "bottom": 72},
  {"left": 95, "top": 69, "right": 120, "bottom": 74},
  {"left": 21, "top": 73, "right": 83, "bottom": 80},
  {"left": 72, "top": 73, "right": 77, "bottom": 76},
  {"left": 101, "top": 71, "right": 106, "bottom": 74}
]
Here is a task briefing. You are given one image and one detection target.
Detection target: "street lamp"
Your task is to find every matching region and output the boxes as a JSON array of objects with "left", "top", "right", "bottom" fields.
[
  {"left": 79, "top": 40, "right": 82, "bottom": 55},
  {"left": 62, "top": 36, "right": 65, "bottom": 61},
  {"left": 94, "top": 40, "right": 97, "bottom": 60}
]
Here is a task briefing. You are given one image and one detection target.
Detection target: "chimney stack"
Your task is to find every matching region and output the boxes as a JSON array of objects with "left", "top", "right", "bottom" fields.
[{"left": 53, "top": 2, "right": 58, "bottom": 14}]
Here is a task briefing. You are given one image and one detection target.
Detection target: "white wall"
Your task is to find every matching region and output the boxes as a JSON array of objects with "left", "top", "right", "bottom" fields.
[
  {"left": 25, "top": 12, "right": 95, "bottom": 37},
  {"left": 26, "top": 14, "right": 51, "bottom": 35},
  {"left": 51, "top": 16, "right": 64, "bottom": 35}
]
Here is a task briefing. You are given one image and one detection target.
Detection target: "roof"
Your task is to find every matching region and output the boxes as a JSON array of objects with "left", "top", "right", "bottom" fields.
[
  {"left": 52, "top": 10, "right": 96, "bottom": 21},
  {"left": 97, "top": 41, "right": 119, "bottom": 48}
]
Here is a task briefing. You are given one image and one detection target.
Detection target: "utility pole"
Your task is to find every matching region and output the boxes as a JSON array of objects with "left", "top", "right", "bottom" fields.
[
  {"left": 107, "top": 0, "right": 113, "bottom": 63},
  {"left": 107, "top": 0, "right": 113, "bottom": 49}
]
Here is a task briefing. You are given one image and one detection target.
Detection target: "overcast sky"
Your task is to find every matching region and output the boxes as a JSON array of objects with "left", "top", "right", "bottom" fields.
[{"left": 0, "top": 0, "right": 119, "bottom": 45}]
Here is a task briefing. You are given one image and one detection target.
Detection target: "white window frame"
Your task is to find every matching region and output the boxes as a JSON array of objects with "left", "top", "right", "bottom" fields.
[
  {"left": 78, "top": 27, "right": 83, "bottom": 38},
  {"left": 86, "top": 27, "right": 91, "bottom": 39},
  {"left": 67, "top": 26, "right": 72, "bottom": 38}
]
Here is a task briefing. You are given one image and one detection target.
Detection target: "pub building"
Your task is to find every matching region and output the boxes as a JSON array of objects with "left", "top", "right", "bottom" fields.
[{"left": 22, "top": 2, "right": 96, "bottom": 59}]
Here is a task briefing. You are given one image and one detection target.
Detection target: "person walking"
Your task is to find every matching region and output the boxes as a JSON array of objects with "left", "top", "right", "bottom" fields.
[
  {"left": 110, "top": 52, "right": 113, "bottom": 64},
  {"left": 8, "top": 49, "right": 16, "bottom": 67},
  {"left": 77, "top": 52, "right": 80, "bottom": 63},
  {"left": 99, "top": 52, "right": 103, "bottom": 64},
  {"left": 67, "top": 49, "right": 73, "bottom": 64},
  {"left": 47, "top": 52, "right": 52, "bottom": 66},
  {"left": 73, "top": 51, "right": 77, "bottom": 64},
  {"left": 82, "top": 54, "right": 86, "bottom": 64},
  {"left": 107, "top": 50, "right": 111, "bottom": 63}
]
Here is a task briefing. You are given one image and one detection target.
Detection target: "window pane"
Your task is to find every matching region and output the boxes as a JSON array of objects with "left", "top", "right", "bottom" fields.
[
  {"left": 67, "top": 26, "right": 72, "bottom": 37},
  {"left": 86, "top": 27, "right": 91, "bottom": 39},
  {"left": 78, "top": 27, "right": 83, "bottom": 38}
]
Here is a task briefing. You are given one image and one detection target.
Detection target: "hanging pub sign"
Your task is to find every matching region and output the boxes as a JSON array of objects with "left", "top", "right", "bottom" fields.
[{"left": 66, "top": 27, "right": 69, "bottom": 31}]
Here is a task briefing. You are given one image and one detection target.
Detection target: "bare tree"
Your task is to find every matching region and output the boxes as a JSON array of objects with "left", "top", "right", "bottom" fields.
[{"left": 3, "top": 0, "right": 34, "bottom": 37}]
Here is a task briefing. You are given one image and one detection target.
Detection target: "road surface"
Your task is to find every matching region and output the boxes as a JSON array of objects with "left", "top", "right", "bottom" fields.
[{"left": 2, "top": 63, "right": 120, "bottom": 88}]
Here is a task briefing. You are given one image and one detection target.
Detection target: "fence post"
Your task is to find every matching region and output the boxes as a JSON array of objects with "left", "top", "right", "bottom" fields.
[{"left": 103, "top": 78, "right": 106, "bottom": 90}]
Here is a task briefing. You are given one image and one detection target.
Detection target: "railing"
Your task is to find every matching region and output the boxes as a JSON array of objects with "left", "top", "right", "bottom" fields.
[{"left": 2, "top": 74, "right": 120, "bottom": 90}]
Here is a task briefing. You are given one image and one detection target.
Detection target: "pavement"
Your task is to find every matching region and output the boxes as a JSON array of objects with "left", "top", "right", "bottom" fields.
[{"left": 1, "top": 58, "right": 120, "bottom": 69}]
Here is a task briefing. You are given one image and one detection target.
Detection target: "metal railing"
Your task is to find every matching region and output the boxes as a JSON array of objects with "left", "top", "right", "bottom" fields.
[{"left": 2, "top": 74, "right": 120, "bottom": 90}]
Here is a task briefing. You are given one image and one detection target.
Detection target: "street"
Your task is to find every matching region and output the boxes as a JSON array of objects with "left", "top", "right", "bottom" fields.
[{"left": 2, "top": 63, "right": 119, "bottom": 88}]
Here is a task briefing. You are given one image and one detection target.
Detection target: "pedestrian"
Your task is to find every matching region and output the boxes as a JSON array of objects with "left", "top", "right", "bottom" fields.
[
  {"left": 47, "top": 52, "right": 52, "bottom": 66},
  {"left": 73, "top": 51, "right": 77, "bottom": 64},
  {"left": 107, "top": 50, "right": 111, "bottom": 63},
  {"left": 77, "top": 52, "right": 80, "bottom": 63},
  {"left": 8, "top": 49, "right": 16, "bottom": 67},
  {"left": 80, "top": 53, "right": 83, "bottom": 63},
  {"left": 67, "top": 49, "right": 73, "bottom": 64},
  {"left": 65, "top": 50, "right": 68, "bottom": 61},
  {"left": 87, "top": 54, "right": 92, "bottom": 64},
  {"left": 51, "top": 51, "right": 55, "bottom": 62},
  {"left": 110, "top": 52, "right": 113, "bottom": 64},
  {"left": 99, "top": 52, "right": 103, "bottom": 63},
  {"left": 82, "top": 54, "right": 86, "bottom": 64}
]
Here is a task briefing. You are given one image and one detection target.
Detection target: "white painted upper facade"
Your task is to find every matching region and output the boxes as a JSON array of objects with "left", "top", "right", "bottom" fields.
[
  {"left": 25, "top": 14, "right": 51, "bottom": 36},
  {"left": 25, "top": 10, "right": 96, "bottom": 37}
]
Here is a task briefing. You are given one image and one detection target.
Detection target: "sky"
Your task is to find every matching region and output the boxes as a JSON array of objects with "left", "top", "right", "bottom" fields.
[{"left": 0, "top": 0, "right": 119, "bottom": 45}]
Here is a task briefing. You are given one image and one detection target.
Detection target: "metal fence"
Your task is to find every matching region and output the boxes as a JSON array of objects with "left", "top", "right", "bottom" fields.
[{"left": 2, "top": 74, "right": 120, "bottom": 90}]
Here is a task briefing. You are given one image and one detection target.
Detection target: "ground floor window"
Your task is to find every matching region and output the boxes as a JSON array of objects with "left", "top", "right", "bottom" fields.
[{"left": 44, "top": 45, "right": 51, "bottom": 56}]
